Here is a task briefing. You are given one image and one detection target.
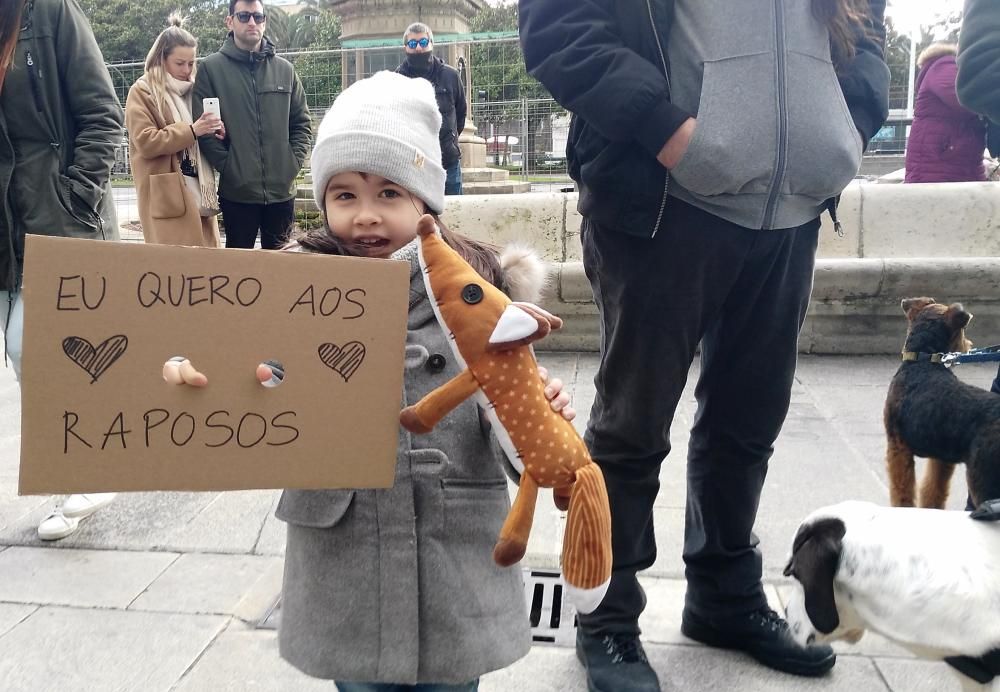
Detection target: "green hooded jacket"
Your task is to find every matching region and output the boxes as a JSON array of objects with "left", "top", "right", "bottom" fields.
[
  {"left": 0, "top": 0, "right": 124, "bottom": 292},
  {"left": 193, "top": 35, "right": 313, "bottom": 205}
]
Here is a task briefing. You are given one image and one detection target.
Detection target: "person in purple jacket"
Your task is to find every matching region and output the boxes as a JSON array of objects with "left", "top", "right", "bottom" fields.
[{"left": 905, "top": 43, "right": 987, "bottom": 184}]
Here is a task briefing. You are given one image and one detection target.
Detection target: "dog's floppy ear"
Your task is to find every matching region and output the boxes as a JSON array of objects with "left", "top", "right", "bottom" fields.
[
  {"left": 900, "top": 297, "right": 936, "bottom": 321},
  {"left": 945, "top": 303, "right": 973, "bottom": 329},
  {"left": 783, "top": 517, "right": 846, "bottom": 634}
]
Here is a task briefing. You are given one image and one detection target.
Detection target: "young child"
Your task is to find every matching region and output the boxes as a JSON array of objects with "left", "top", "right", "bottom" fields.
[{"left": 165, "top": 71, "right": 574, "bottom": 690}]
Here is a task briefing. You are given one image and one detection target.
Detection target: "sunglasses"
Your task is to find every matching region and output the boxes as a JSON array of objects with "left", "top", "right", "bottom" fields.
[
  {"left": 405, "top": 37, "right": 431, "bottom": 49},
  {"left": 233, "top": 11, "right": 266, "bottom": 23}
]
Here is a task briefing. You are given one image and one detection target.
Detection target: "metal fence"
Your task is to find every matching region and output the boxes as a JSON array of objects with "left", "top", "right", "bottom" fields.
[{"left": 106, "top": 36, "right": 916, "bottom": 234}]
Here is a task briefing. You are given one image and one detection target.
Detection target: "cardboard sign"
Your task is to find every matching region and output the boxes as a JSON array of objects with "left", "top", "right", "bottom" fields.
[{"left": 18, "top": 236, "right": 410, "bottom": 494}]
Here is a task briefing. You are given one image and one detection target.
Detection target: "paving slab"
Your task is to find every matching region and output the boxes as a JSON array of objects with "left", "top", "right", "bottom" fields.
[
  {"left": 0, "top": 546, "right": 177, "bottom": 608},
  {"left": 0, "top": 491, "right": 216, "bottom": 548},
  {"left": 0, "top": 606, "right": 226, "bottom": 692},
  {"left": 129, "top": 553, "right": 283, "bottom": 616},
  {"left": 0, "top": 602, "right": 36, "bottom": 637},
  {"left": 482, "top": 641, "right": 890, "bottom": 692},
  {"left": 637, "top": 576, "right": 783, "bottom": 646},
  {"left": 231, "top": 558, "right": 285, "bottom": 624},
  {"left": 0, "top": 351, "right": 994, "bottom": 692},
  {"left": 253, "top": 507, "right": 287, "bottom": 557},
  {"left": 654, "top": 644, "right": 890, "bottom": 692},
  {"left": 0, "top": 490, "right": 277, "bottom": 554},
  {"left": 172, "top": 628, "right": 331, "bottom": 692},
  {"left": 874, "top": 657, "right": 967, "bottom": 692}
]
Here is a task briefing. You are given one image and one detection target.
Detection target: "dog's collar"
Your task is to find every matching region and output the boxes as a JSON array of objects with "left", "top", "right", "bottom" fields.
[
  {"left": 902, "top": 345, "right": 1000, "bottom": 367},
  {"left": 901, "top": 351, "right": 944, "bottom": 363}
]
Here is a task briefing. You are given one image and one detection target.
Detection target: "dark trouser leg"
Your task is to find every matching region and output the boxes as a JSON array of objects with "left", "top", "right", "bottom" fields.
[
  {"left": 444, "top": 163, "right": 463, "bottom": 195},
  {"left": 260, "top": 199, "right": 296, "bottom": 250},
  {"left": 967, "top": 368, "right": 999, "bottom": 510},
  {"left": 220, "top": 198, "right": 263, "bottom": 249},
  {"left": 576, "top": 200, "right": 762, "bottom": 635},
  {"left": 683, "top": 215, "right": 819, "bottom": 619}
]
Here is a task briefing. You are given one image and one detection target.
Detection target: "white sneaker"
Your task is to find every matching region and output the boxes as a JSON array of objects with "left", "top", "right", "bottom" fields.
[
  {"left": 60, "top": 493, "right": 117, "bottom": 519},
  {"left": 38, "top": 512, "right": 80, "bottom": 541}
]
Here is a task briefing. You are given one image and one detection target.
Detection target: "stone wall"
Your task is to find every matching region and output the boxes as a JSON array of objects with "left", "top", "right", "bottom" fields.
[{"left": 439, "top": 181, "right": 1000, "bottom": 353}]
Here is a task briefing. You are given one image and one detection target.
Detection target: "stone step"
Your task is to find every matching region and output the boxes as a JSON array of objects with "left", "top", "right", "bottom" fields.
[
  {"left": 462, "top": 167, "right": 512, "bottom": 183},
  {"left": 464, "top": 180, "right": 532, "bottom": 195}
]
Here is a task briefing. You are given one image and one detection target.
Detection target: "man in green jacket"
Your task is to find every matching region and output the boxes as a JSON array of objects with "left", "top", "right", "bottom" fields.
[
  {"left": 193, "top": 0, "right": 313, "bottom": 249},
  {"left": 0, "top": 0, "right": 124, "bottom": 539}
]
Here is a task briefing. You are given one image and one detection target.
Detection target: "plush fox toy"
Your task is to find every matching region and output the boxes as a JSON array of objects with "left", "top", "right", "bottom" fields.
[{"left": 399, "top": 216, "right": 612, "bottom": 614}]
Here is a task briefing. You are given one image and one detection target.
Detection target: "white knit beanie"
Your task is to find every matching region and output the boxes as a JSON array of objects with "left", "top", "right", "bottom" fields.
[{"left": 311, "top": 71, "right": 446, "bottom": 214}]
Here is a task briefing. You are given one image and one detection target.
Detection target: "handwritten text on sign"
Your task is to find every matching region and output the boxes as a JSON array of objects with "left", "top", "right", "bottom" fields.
[{"left": 19, "top": 237, "right": 409, "bottom": 494}]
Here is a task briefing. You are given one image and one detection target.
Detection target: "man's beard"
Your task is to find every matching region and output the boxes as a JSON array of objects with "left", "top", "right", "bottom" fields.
[{"left": 406, "top": 52, "right": 433, "bottom": 73}]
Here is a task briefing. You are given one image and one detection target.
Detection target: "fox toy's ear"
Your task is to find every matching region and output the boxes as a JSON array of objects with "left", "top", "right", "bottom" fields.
[
  {"left": 486, "top": 303, "right": 562, "bottom": 352},
  {"left": 487, "top": 304, "right": 549, "bottom": 351},
  {"left": 900, "top": 297, "right": 936, "bottom": 321}
]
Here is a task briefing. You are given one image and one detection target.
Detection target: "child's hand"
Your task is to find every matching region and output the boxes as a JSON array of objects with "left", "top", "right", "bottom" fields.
[
  {"left": 162, "top": 357, "right": 208, "bottom": 387},
  {"left": 539, "top": 366, "right": 575, "bottom": 421}
]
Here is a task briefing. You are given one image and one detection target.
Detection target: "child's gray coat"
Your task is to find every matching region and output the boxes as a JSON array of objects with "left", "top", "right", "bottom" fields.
[{"left": 276, "top": 243, "right": 541, "bottom": 684}]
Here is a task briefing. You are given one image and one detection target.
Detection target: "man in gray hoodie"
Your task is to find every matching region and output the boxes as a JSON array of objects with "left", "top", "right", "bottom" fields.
[{"left": 520, "top": 1, "right": 889, "bottom": 690}]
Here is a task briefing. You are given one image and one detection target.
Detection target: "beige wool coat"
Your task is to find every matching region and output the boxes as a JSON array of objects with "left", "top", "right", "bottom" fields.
[{"left": 125, "top": 82, "right": 220, "bottom": 247}]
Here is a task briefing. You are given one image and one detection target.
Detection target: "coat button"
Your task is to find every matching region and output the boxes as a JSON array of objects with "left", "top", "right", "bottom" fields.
[{"left": 427, "top": 354, "right": 447, "bottom": 373}]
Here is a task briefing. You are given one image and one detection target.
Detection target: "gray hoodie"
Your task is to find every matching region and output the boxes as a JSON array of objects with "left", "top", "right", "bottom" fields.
[{"left": 666, "top": 0, "right": 864, "bottom": 230}]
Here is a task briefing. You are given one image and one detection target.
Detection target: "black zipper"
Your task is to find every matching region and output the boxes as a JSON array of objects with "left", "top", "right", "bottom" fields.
[
  {"left": 645, "top": 0, "right": 671, "bottom": 238},
  {"left": 762, "top": 1, "right": 789, "bottom": 229},
  {"left": 250, "top": 54, "right": 268, "bottom": 204},
  {"left": 25, "top": 50, "right": 44, "bottom": 113}
]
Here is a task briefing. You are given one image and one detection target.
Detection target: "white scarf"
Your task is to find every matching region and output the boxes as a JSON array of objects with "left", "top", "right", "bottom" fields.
[{"left": 161, "top": 73, "right": 219, "bottom": 214}]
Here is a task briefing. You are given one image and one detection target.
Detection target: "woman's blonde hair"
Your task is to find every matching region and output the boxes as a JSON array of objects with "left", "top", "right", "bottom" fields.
[{"left": 143, "top": 13, "right": 198, "bottom": 118}]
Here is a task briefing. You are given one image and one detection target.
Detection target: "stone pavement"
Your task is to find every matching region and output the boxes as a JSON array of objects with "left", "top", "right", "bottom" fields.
[{"left": 0, "top": 350, "right": 992, "bottom": 692}]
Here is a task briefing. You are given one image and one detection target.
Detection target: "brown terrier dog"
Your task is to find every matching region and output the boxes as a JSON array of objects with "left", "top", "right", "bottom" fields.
[{"left": 884, "top": 297, "right": 1000, "bottom": 509}]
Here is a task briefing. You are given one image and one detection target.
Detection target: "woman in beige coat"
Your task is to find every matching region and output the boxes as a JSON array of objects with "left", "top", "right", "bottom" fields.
[{"left": 125, "top": 15, "right": 224, "bottom": 247}]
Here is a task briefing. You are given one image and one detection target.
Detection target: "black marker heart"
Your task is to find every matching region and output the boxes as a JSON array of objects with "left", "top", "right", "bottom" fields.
[
  {"left": 62, "top": 335, "right": 128, "bottom": 383},
  {"left": 318, "top": 341, "right": 365, "bottom": 382}
]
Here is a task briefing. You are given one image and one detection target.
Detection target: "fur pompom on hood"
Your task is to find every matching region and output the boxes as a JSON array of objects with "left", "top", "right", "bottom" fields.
[
  {"left": 500, "top": 244, "right": 549, "bottom": 304},
  {"left": 917, "top": 42, "right": 957, "bottom": 69}
]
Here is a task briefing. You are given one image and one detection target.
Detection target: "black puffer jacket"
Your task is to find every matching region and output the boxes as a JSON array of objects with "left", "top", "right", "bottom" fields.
[
  {"left": 519, "top": 0, "right": 890, "bottom": 238},
  {"left": 397, "top": 56, "right": 466, "bottom": 169}
]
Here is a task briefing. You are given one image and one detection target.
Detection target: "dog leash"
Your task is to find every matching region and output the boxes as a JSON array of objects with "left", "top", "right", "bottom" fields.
[{"left": 902, "top": 344, "right": 1000, "bottom": 367}]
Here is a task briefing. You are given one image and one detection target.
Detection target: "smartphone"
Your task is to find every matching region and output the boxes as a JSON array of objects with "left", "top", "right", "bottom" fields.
[{"left": 202, "top": 97, "right": 221, "bottom": 118}]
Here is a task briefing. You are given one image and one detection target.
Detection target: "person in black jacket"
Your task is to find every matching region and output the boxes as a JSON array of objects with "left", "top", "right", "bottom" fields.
[
  {"left": 957, "top": 0, "right": 1000, "bottom": 395},
  {"left": 396, "top": 22, "right": 466, "bottom": 195},
  {"left": 519, "top": 1, "right": 890, "bottom": 690}
]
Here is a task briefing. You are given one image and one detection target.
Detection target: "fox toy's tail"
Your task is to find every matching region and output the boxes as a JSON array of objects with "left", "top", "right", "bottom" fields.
[{"left": 561, "top": 462, "right": 612, "bottom": 614}]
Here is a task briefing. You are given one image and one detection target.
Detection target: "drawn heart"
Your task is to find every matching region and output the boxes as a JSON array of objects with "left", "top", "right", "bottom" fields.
[
  {"left": 62, "top": 335, "right": 128, "bottom": 383},
  {"left": 318, "top": 341, "right": 365, "bottom": 382}
]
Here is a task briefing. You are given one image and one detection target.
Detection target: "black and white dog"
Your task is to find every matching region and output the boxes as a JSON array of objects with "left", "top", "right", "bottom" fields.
[{"left": 783, "top": 501, "right": 1000, "bottom": 691}]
